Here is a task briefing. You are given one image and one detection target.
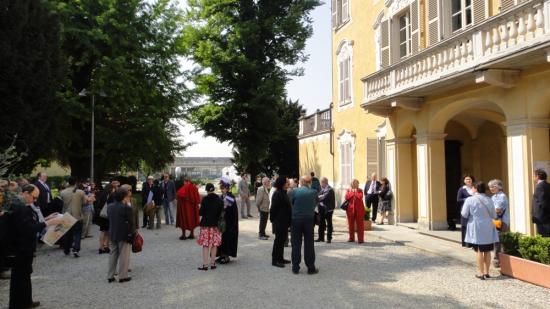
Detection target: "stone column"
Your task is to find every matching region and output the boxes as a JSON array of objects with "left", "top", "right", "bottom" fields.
[
  {"left": 506, "top": 118, "right": 550, "bottom": 235},
  {"left": 415, "top": 133, "right": 448, "bottom": 230},
  {"left": 387, "top": 138, "right": 415, "bottom": 223}
]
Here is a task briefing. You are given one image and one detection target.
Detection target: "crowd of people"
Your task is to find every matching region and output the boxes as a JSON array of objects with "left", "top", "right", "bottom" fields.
[
  {"left": 450, "top": 168, "right": 550, "bottom": 280},
  {"left": 1, "top": 167, "right": 549, "bottom": 307}
]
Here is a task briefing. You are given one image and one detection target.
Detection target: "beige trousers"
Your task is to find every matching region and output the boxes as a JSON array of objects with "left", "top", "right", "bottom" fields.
[{"left": 107, "top": 241, "right": 131, "bottom": 279}]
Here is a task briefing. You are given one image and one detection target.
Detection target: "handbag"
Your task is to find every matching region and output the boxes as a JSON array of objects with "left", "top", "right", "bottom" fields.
[
  {"left": 144, "top": 201, "right": 156, "bottom": 216},
  {"left": 132, "top": 232, "right": 143, "bottom": 253},
  {"left": 99, "top": 202, "right": 108, "bottom": 219},
  {"left": 492, "top": 208, "right": 506, "bottom": 231},
  {"left": 340, "top": 200, "right": 349, "bottom": 211}
]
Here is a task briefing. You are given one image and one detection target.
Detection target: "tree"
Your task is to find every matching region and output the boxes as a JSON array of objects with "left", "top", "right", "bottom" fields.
[
  {"left": 261, "top": 98, "right": 304, "bottom": 178},
  {"left": 0, "top": 0, "right": 65, "bottom": 174},
  {"left": 54, "top": 0, "right": 189, "bottom": 181},
  {"left": 183, "top": 0, "right": 320, "bottom": 178}
]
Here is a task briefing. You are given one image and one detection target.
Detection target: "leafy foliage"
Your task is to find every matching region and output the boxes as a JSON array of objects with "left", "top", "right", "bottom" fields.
[
  {"left": 0, "top": 0, "right": 65, "bottom": 174},
  {"left": 500, "top": 232, "right": 522, "bottom": 257},
  {"left": 500, "top": 232, "right": 550, "bottom": 265},
  {"left": 53, "top": 0, "right": 190, "bottom": 180},
  {"left": 183, "top": 0, "right": 320, "bottom": 177}
]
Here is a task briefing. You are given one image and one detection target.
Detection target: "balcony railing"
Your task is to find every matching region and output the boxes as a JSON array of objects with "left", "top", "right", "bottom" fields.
[
  {"left": 299, "top": 108, "right": 332, "bottom": 137},
  {"left": 363, "top": 0, "right": 550, "bottom": 105}
]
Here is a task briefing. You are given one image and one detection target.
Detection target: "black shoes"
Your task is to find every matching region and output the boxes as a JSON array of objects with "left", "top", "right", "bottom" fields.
[
  {"left": 108, "top": 278, "right": 115, "bottom": 283},
  {"left": 28, "top": 301, "right": 41, "bottom": 308},
  {"left": 307, "top": 268, "right": 319, "bottom": 275},
  {"left": 198, "top": 265, "right": 208, "bottom": 271},
  {"left": 292, "top": 269, "right": 299, "bottom": 274},
  {"left": 73, "top": 252, "right": 80, "bottom": 258},
  {"left": 119, "top": 277, "right": 132, "bottom": 283},
  {"left": 327, "top": 239, "right": 332, "bottom": 244},
  {"left": 272, "top": 262, "right": 285, "bottom": 268},
  {"left": 179, "top": 235, "right": 187, "bottom": 240},
  {"left": 315, "top": 239, "right": 324, "bottom": 242},
  {"left": 281, "top": 259, "right": 291, "bottom": 264},
  {"left": 475, "top": 275, "right": 485, "bottom": 280},
  {"left": 247, "top": 214, "right": 253, "bottom": 218}
]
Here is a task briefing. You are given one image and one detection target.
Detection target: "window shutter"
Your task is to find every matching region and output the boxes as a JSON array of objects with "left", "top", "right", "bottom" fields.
[
  {"left": 410, "top": 0, "right": 419, "bottom": 54},
  {"left": 342, "top": 0, "right": 350, "bottom": 22},
  {"left": 345, "top": 58, "right": 351, "bottom": 101},
  {"left": 332, "top": 0, "right": 337, "bottom": 28},
  {"left": 500, "top": 0, "right": 515, "bottom": 12},
  {"left": 427, "top": 0, "right": 440, "bottom": 46},
  {"left": 339, "top": 61, "right": 344, "bottom": 102},
  {"left": 472, "top": 0, "right": 486, "bottom": 24},
  {"left": 366, "top": 138, "right": 379, "bottom": 177},
  {"left": 381, "top": 19, "right": 390, "bottom": 67}
]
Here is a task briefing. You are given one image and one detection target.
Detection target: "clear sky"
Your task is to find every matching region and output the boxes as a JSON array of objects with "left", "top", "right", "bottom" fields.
[{"left": 181, "top": 2, "right": 332, "bottom": 158}]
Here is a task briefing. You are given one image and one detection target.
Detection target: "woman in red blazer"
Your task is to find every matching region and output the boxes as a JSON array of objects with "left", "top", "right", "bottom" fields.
[{"left": 345, "top": 179, "right": 365, "bottom": 243}]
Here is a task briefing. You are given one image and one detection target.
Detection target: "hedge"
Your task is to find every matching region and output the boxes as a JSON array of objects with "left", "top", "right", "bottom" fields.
[{"left": 500, "top": 232, "right": 550, "bottom": 265}]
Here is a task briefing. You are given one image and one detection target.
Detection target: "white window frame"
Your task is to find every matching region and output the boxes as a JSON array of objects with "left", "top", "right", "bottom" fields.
[
  {"left": 398, "top": 10, "right": 412, "bottom": 58},
  {"left": 336, "top": 40, "right": 353, "bottom": 109},
  {"left": 338, "top": 130, "right": 355, "bottom": 189},
  {"left": 449, "top": 0, "right": 473, "bottom": 33},
  {"left": 334, "top": 0, "right": 351, "bottom": 29}
]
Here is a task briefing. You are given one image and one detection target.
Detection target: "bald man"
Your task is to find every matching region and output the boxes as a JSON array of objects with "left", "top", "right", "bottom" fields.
[
  {"left": 364, "top": 173, "right": 381, "bottom": 222},
  {"left": 290, "top": 175, "right": 319, "bottom": 274}
]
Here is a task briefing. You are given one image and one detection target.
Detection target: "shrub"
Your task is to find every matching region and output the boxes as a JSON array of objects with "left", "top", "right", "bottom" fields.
[
  {"left": 500, "top": 232, "right": 522, "bottom": 257},
  {"left": 519, "top": 236, "right": 550, "bottom": 265},
  {"left": 500, "top": 232, "right": 550, "bottom": 265},
  {"left": 364, "top": 207, "right": 371, "bottom": 221}
]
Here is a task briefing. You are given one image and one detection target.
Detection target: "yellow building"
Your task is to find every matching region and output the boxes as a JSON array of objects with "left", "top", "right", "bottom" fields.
[{"left": 299, "top": 0, "right": 550, "bottom": 235}]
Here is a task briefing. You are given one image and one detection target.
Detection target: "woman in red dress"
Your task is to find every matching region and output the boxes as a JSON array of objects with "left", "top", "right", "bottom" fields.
[{"left": 345, "top": 179, "right": 365, "bottom": 244}]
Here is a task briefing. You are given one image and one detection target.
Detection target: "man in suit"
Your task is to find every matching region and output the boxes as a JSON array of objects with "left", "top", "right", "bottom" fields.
[
  {"left": 255, "top": 177, "right": 271, "bottom": 240},
  {"left": 161, "top": 173, "right": 176, "bottom": 225},
  {"left": 532, "top": 169, "right": 550, "bottom": 237},
  {"left": 317, "top": 177, "right": 335, "bottom": 243},
  {"left": 238, "top": 174, "right": 252, "bottom": 219},
  {"left": 107, "top": 187, "right": 136, "bottom": 283},
  {"left": 141, "top": 176, "right": 155, "bottom": 228},
  {"left": 33, "top": 172, "right": 51, "bottom": 210},
  {"left": 364, "top": 173, "right": 381, "bottom": 222},
  {"left": 8, "top": 185, "right": 61, "bottom": 308},
  {"left": 291, "top": 175, "right": 319, "bottom": 275},
  {"left": 60, "top": 177, "right": 90, "bottom": 258}
]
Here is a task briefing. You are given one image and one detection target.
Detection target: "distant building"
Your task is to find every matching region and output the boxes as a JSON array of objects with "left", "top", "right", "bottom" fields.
[{"left": 166, "top": 157, "right": 233, "bottom": 180}]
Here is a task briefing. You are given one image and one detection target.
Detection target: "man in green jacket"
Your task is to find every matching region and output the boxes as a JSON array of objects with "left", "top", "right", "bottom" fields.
[{"left": 290, "top": 175, "right": 319, "bottom": 275}]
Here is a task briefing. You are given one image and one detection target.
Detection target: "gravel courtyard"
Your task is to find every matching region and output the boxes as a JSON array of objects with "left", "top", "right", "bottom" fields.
[{"left": 1, "top": 212, "right": 549, "bottom": 309}]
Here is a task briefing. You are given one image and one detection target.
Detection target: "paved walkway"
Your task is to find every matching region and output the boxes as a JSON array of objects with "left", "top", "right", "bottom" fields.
[{"left": 1, "top": 207, "right": 549, "bottom": 308}]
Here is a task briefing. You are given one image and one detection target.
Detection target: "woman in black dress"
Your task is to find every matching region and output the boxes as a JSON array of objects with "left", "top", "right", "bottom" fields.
[
  {"left": 95, "top": 184, "right": 115, "bottom": 254},
  {"left": 457, "top": 174, "right": 475, "bottom": 247},
  {"left": 270, "top": 176, "right": 291, "bottom": 268},
  {"left": 377, "top": 178, "right": 393, "bottom": 225},
  {"left": 217, "top": 179, "right": 239, "bottom": 264}
]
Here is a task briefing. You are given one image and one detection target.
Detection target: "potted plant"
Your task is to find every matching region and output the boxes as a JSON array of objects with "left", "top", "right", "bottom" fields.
[
  {"left": 499, "top": 232, "right": 550, "bottom": 288},
  {"left": 364, "top": 207, "right": 372, "bottom": 231}
]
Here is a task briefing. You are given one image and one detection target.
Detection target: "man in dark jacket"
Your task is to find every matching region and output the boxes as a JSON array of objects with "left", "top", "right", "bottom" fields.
[
  {"left": 364, "top": 173, "right": 381, "bottom": 222},
  {"left": 532, "top": 169, "right": 550, "bottom": 237},
  {"left": 107, "top": 187, "right": 136, "bottom": 283},
  {"left": 33, "top": 172, "right": 51, "bottom": 210},
  {"left": 291, "top": 176, "right": 319, "bottom": 275},
  {"left": 8, "top": 185, "right": 61, "bottom": 308},
  {"left": 317, "top": 177, "right": 335, "bottom": 243},
  {"left": 141, "top": 176, "right": 155, "bottom": 228}
]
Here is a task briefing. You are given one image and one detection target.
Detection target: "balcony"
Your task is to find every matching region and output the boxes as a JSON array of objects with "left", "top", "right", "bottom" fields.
[
  {"left": 362, "top": 0, "right": 550, "bottom": 113},
  {"left": 298, "top": 108, "right": 332, "bottom": 137}
]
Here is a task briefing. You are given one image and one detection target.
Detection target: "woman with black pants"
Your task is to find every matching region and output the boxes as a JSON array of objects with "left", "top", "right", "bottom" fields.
[{"left": 270, "top": 176, "right": 292, "bottom": 268}]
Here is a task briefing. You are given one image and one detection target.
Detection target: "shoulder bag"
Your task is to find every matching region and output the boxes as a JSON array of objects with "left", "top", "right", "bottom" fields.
[
  {"left": 132, "top": 231, "right": 143, "bottom": 253},
  {"left": 340, "top": 200, "right": 349, "bottom": 211}
]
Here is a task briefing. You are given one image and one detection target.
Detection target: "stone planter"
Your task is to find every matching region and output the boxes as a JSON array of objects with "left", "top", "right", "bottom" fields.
[
  {"left": 364, "top": 220, "right": 372, "bottom": 231},
  {"left": 499, "top": 253, "right": 550, "bottom": 289}
]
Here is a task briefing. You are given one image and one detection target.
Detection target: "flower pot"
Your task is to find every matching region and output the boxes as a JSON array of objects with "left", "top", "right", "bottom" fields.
[
  {"left": 499, "top": 253, "right": 550, "bottom": 289},
  {"left": 364, "top": 220, "right": 372, "bottom": 231}
]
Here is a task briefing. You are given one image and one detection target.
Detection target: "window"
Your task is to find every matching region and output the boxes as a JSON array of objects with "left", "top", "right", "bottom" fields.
[
  {"left": 332, "top": 0, "right": 351, "bottom": 29},
  {"left": 340, "top": 143, "right": 352, "bottom": 186},
  {"left": 451, "top": 0, "right": 472, "bottom": 32},
  {"left": 339, "top": 57, "right": 351, "bottom": 104},
  {"left": 398, "top": 11, "right": 412, "bottom": 58}
]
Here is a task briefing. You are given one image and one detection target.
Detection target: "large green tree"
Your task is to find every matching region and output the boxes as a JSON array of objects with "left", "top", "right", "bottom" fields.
[
  {"left": 54, "top": 0, "right": 189, "bottom": 180},
  {"left": 183, "top": 0, "right": 320, "bottom": 177},
  {"left": 0, "top": 0, "right": 65, "bottom": 174}
]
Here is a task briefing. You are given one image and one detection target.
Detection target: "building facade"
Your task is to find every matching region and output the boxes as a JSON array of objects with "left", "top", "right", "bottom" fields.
[
  {"left": 299, "top": 0, "right": 550, "bottom": 235},
  {"left": 166, "top": 157, "right": 233, "bottom": 180}
]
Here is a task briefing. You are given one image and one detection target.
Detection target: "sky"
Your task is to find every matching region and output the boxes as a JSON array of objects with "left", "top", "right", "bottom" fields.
[{"left": 181, "top": 2, "right": 332, "bottom": 158}]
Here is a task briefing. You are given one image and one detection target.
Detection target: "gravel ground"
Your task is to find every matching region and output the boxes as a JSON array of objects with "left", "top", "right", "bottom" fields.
[{"left": 1, "top": 208, "right": 549, "bottom": 309}]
